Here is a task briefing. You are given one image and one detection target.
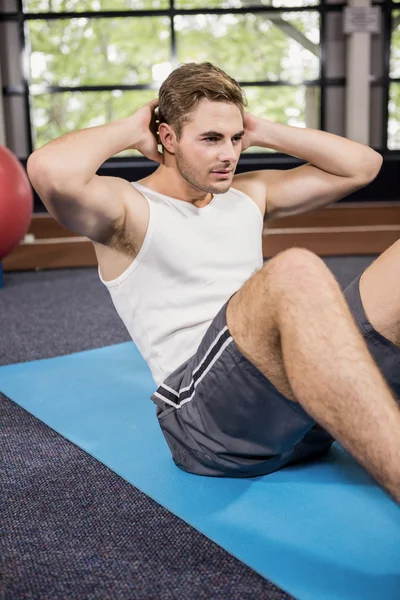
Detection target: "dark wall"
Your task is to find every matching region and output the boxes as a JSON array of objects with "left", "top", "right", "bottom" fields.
[{"left": 29, "top": 152, "right": 400, "bottom": 213}]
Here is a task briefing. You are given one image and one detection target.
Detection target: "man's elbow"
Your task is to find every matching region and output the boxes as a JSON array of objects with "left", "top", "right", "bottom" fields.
[
  {"left": 27, "top": 152, "right": 65, "bottom": 200},
  {"left": 26, "top": 151, "right": 39, "bottom": 184},
  {"left": 360, "top": 151, "right": 383, "bottom": 184},
  {"left": 26, "top": 152, "right": 50, "bottom": 194}
]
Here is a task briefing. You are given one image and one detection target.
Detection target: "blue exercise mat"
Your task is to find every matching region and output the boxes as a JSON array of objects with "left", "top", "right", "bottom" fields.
[{"left": 1, "top": 342, "right": 399, "bottom": 600}]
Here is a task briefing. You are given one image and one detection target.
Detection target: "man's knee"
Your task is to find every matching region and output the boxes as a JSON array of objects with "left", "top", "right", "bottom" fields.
[
  {"left": 267, "top": 247, "right": 328, "bottom": 283},
  {"left": 266, "top": 247, "right": 341, "bottom": 307}
]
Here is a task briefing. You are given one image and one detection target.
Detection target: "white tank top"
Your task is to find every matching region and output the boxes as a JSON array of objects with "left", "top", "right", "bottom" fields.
[{"left": 98, "top": 181, "right": 264, "bottom": 387}]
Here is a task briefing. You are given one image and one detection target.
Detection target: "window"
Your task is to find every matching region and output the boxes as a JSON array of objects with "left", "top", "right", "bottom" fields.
[
  {"left": 389, "top": 7, "right": 400, "bottom": 149},
  {"left": 23, "top": 0, "right": 322, "bottom": 157}
]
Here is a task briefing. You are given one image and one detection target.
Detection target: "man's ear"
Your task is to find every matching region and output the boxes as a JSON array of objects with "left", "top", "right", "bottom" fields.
[{"left": 158, "top": 122, "right": 176, "bottom": 154}]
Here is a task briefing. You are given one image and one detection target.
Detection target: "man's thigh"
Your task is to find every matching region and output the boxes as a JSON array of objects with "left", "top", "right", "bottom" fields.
[
  {"left": 225, "top": 247, "right": 342, "bottom": 404},
  {"left": 343, "top": 272, "right": 400, "bottom": 401},
  {"left": 225, "top": 254, "right": 300, "bottom": 403},
  {"left": 359, "top": 240, "right": 400, "bottom": 347}
]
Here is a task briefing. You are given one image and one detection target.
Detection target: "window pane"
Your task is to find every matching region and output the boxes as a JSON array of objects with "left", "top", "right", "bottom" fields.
[
  {"left": 241, "top": 85, "right": 320, "bottom": 154},
  {"left": 24, "top": 0, "right": 169, "bottom": 12},
  {"left": 175, "top": 12, "right": 320, "bottom": 84},
  {"left": 176, "top": 0, "right": 319, "bottom": 7},
  {"left": 27, "top": 17, "right": 170, "bottom": 88},
  {"left": 388, "top": 83, "right": 400, "bottom": 150},
  {"left": 30, "top": 89, "right": 158, "bottom": 155},
  {"left": 31, "top": 86, "right": 320, "bottom": 156},
  {"left": 391, "top": 10, "right": 400, "bottom": 77}
]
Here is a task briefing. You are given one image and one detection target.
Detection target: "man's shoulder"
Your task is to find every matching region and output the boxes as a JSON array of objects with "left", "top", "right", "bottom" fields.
[{"left": 232, "top": 172, "right": 267, "bottom": 219}]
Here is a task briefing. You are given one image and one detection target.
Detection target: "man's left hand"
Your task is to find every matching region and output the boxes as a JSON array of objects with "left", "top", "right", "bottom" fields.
[{"left": 242, "top": 111, "right": 261, "bottom": 151}]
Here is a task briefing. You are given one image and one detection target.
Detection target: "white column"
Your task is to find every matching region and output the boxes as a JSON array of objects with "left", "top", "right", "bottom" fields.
[{"left": 345, "top": 0, "right": 372, "bottom": 144}]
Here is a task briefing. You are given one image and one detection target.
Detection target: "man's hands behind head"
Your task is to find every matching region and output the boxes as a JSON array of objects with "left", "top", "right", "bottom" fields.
[{"left": 129, "top": 98, "right": 164, "bottom": 164}]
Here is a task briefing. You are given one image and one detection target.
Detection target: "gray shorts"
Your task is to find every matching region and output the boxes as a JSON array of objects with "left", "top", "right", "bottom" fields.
[{"left": 151, "top": 272, "right": 400, "bottom": 478}]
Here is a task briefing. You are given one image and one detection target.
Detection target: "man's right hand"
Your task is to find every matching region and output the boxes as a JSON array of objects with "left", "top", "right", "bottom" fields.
[{"left": 130, "top": 98, "right": 164, "bottom": 164}]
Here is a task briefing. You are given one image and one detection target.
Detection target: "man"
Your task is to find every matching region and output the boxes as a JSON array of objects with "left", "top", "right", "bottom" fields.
[{"left": 27, "top": 62, "right": 400, "bottom": 504}]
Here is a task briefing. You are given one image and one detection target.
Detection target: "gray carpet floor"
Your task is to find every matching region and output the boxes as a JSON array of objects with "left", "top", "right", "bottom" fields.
[{"left": 1, "top": 256, "right": 378, "bottom": 600}]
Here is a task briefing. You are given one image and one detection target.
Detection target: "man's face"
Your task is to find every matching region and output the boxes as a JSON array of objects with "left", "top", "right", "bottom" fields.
[{"left": 173, "top": 98, "right": 244, "bottom": 194}]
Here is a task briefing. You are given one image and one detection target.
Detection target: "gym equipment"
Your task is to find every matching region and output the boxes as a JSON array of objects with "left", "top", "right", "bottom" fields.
[
  {"left": 0, "top": 145, "right": 33, "bottom": 264},
  {"left": 0, "top": 342, "right": 399, "bottom": 600}
]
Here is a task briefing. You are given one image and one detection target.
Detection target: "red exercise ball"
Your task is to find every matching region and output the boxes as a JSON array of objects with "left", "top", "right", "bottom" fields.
[{"left": 0, "top": 144, "right": 33, "bottom": 260}]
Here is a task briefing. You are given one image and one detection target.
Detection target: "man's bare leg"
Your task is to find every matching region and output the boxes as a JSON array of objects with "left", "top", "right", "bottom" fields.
[{"left": 274, "top": 254, "right": 400, "bottom": 504}]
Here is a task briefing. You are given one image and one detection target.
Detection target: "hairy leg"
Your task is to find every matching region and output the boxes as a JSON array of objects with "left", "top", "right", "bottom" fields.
[
  {"left": 359, "top": 239, "right": 400, "bottom": 347},
  {"left": 227, "top": 248, "right": 400, "bottom": 503}
]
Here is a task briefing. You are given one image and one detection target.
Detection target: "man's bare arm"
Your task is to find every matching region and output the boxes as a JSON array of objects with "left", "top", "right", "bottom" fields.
[
  {"left": 239, "top": 115, "right": 383, "bottom": 221},
  {"left": 27, "top": 99, "right": 162, "bottom": 242}
]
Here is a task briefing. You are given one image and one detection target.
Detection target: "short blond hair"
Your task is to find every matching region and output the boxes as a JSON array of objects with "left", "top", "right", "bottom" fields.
[{"left": 157, "top": 62, "right": 247, "bottom": 146}]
